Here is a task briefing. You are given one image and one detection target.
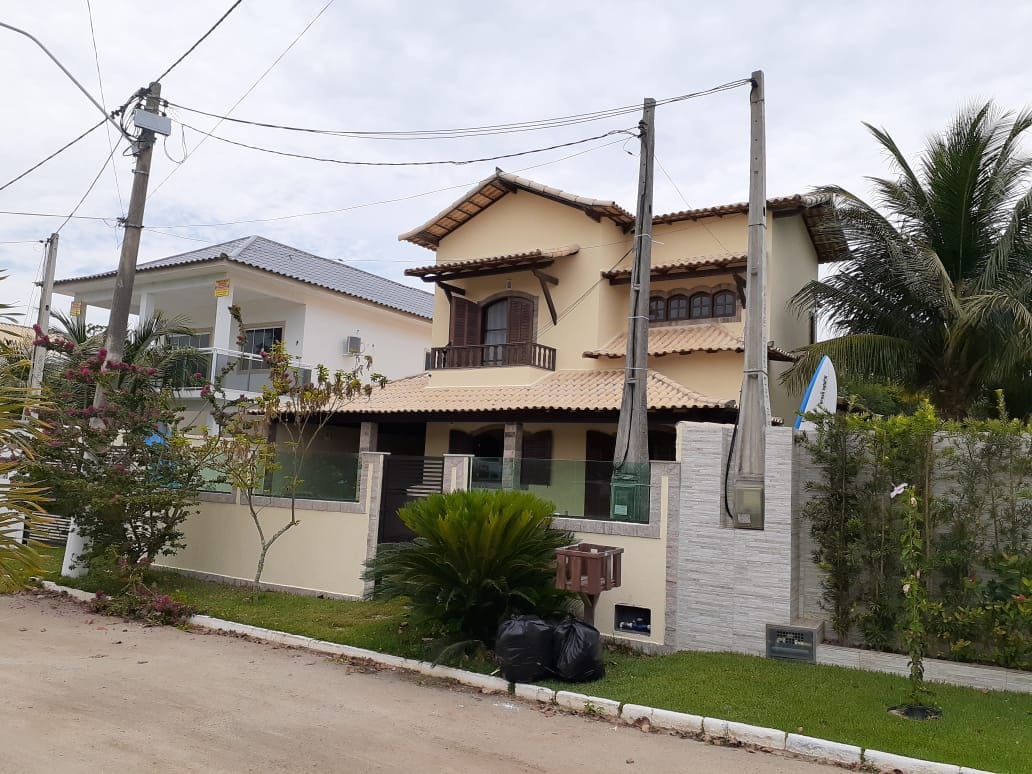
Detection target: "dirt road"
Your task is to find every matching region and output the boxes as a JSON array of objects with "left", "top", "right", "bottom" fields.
[{"left": 0, "top": 593, "right": 838, "bottom": 773}]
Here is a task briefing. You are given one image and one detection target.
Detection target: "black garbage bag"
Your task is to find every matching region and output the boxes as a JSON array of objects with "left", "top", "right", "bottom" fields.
[
  {"left": 552, "top": 617, "right": 605, "bottom": 682},
  {"left": 495, "top": 615, "right": 555, "bottom": 683}
]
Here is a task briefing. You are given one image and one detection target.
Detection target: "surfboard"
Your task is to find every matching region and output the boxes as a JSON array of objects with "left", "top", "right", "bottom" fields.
[{"left": 793, "top": 355, "right": 837, "bottom": 431}]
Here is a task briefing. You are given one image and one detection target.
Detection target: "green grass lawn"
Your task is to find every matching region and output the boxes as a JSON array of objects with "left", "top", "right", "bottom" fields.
[{"left": 34, "top": 546, "right": 1032, "bottom": 773}]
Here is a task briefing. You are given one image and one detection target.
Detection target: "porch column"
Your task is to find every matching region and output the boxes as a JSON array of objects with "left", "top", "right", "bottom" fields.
[
  {"left": 69, "top": 296, "right": 87, "bottom": 320},
  {"left": 502, "top": 421, "right": 523, "bottom": 489},
  {"left": 361, "top": 451, "right": 389, "bottom": 596},
  {"left": 359, "top": 422, "right": 378, "bottom": 453},
  {"left": 211, "top": 277, "right": 235, "bottom": 352},
  {"left": 443, "top": 454, "right": 473, "bottom": 493},
  {"left": 137, "top": 291, "right": 154, "bottom": 325}
]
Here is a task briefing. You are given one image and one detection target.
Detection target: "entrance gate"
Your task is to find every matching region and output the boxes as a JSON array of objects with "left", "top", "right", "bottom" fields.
[{"left": 378, "top": 455, "right": 445, "bottom": 543}]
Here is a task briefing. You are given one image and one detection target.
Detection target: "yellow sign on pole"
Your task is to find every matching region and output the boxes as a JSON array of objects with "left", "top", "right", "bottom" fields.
[
  {"left": 214, "top": 279, "right": 231, "bottom": 298},
  {"left": 69, "top": 301, "right": 83, "bottom": 317}
]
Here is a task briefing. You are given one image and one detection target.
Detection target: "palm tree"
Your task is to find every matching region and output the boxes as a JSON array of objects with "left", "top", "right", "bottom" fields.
[{"left": 785, "top": 102, "right": 1032, "bottom": 418}]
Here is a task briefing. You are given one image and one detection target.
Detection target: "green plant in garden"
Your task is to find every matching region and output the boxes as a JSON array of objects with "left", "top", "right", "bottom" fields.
[
  {"left": 364, "top": 489, "right": 575, "bottom": 648},
  {"left": 0, "top": 386, "right": 47, "bottom": 592},
  {"left": 200, "top": 305, "right": 385, "bottom": 590},
  {"left": 897, "top": 485, "right": 935, "bottom": 708},
  {"left": 785, "top": 102, "right": 1032, "bottom": 418},
  {"left": 798, "top": 409, "right": 870, "bottom": 641},
  {"left": 18, "top": 330, "right": 214, "bottom": 567}
]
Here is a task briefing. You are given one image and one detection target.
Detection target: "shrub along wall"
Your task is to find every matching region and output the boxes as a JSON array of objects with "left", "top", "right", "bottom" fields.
[{"left": 797, "top": 400, "right": 1032, "bottom": 670}]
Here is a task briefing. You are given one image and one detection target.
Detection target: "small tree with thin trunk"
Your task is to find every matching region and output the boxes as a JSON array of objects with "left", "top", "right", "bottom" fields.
[{"left": 202, "top": 306, "right": 384, "bottom": 591}]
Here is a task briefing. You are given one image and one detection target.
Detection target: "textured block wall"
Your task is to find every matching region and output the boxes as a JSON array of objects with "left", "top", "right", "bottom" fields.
[{"left": 670, "top": 422, "right": 797, "bottom": 655}]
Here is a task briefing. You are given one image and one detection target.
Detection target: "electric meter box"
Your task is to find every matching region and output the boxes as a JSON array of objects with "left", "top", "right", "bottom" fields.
[{"left": 732, "top": 481, "right": 764, "bottom": 529}]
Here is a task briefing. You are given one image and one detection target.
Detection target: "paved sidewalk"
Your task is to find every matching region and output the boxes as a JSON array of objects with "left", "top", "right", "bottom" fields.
[{"left": 0, "top": 593, "right": 838, "bottom": 773}]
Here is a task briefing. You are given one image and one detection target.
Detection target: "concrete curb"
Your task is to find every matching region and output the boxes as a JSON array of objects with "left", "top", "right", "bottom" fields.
[{"left": 40, "top": 581, "right": 983, "bottom": 774}]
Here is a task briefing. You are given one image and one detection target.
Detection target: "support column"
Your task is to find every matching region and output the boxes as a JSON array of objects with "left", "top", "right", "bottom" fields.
[
  {"left": 361, "top": 451, "right": 389, "bottom": 596},
  {"left": 137, "top": 291, "right": 154, "bottom": 326},
  {"left": 443, "top": 454, "right": 473, "bottom": 493},
  {"left": 359, "top": 422, "right": 378, "bottom": 453},
  {"left": 69, "top": 297, "right": 87, "bottom": 320},
  {"left": 502, "top": 421, "right": 523, "bottom": 489},
  {"left": 211, "top": 278, "right": 235, "bottom": 352}
]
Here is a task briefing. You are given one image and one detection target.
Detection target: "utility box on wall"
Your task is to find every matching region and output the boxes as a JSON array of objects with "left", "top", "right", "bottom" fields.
[
  {"left": 732, "top": 481, "right": 764, "bottom": 529},
  {"left": 765, "top": 623, "right": 819, "bottom": 663}
]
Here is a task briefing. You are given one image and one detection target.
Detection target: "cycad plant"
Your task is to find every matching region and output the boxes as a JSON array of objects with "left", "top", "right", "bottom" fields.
[
  {"left": 365, "top": 490, "right": 575, "bottom": 647},
  {"left": 786, "top": 102, "right": 1032, "bottom": 418}
]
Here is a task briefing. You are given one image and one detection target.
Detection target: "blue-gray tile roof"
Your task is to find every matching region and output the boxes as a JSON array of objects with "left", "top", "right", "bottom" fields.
[{"left": 55, "top": 235, "right": 434, "bottom": 319}]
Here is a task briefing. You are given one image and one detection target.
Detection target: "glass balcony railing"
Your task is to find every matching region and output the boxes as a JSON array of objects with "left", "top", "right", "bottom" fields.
[
  {"left": 169, "top": 347, "right": 313, "bottom": 395},
  {"left": 470, "top": 457, "right": 618, "bottom": 520},
  {"left": 264, "top": 451, "right": 360, "bottom": 502}
]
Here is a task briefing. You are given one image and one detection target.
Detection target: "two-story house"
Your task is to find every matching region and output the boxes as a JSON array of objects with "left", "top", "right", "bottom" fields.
[
  {"left": 53, "top": 235, "right": 434, "bottom": 432},
  {"left": 332, "top": 170, "right": 843, "bottom": 526}
]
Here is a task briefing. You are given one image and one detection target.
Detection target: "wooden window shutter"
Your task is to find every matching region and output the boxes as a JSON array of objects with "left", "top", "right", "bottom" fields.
[
  {"left": 448, "top": 429, "right": 475, "bottom": 455},
  {"left": 449, "top": 297, "right": 481, "bottom": 347},
  {"left": 520, "top": 430, "right": 553, "bottom": 486},
  {"left": 507, "top": 297, "right": 534, "bottom": 343}
]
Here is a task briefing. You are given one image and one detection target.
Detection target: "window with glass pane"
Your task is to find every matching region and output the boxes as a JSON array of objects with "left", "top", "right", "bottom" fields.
[
  {"left": 168, "top": 332, "right": 211, "bottom": 349},
  {"left": 481, "top": 299, "right": 508, "bottom": 365},
  {"left": 689, "top": 293, "right": 712, "bottom": 319},
  {"left": 648, "top": 296, "right": 666, "bottom": 322},
  {"left": 667, "top": 295, "right": 689, "bottom": 321},
  {"left": 713, "top": 290, "right": 736, "bottom": 318},
  {"left": 243, "top": 327, "right": 282, "bottom": 355}
]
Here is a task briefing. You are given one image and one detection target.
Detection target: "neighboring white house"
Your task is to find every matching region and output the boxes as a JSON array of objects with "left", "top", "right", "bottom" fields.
[{"left": 53, "top": 236, "right": 433, "bottom": 418}]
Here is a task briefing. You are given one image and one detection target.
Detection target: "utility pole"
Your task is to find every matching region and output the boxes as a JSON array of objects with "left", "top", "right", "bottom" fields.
[
  {"left": 92, "top": 81, "right": 161, "bottom": 411},
  {"left": 731, "top": 70, "right": 771, "bottom": 529},
  {"left": 27, "top": 233, "right": 58, "bottom": 394},
  {"left": 611, "top": 97, "right": 656, "bottom": 522}
]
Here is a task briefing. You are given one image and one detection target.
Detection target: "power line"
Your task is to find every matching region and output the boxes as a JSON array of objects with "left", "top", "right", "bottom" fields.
[
  {"left": 163, "top": 79, "right": 751, "bottom": 141},
  {"left": 0, "top": 239, "right": 45, "bottom": 245},
  {"left": 0, "top": 211, "right": 113, "bottom": 222},
  {"left": 154, "top": 0, "right": 244, "bottom": 82},
  {"left": 178, "top": 121, "right": 633, "bottom": 167},
  {"left": 150, "top": 0, "right": 335, "bottom": 198},
  {"left": 85, "top": 0, "right": 124, "bottom": 217},
  {"left": 0, "top": 120, "right": 105, "bottom": 195},
  {"left": 655, "top": 153, "right": 736, "bottom": 257},
  {"left": 55, "top": 140, "right": 124, "bottom": 234},
  {"left": 146, "top": 132, "right": 629, "bottom": 229}
]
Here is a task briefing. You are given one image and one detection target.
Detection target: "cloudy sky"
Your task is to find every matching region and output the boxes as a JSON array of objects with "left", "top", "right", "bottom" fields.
[{"left": 1, "top": 1, "right": 1029, "bottom": 326}]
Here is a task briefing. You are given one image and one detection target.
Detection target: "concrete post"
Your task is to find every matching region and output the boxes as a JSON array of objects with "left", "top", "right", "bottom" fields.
[
  {"left": 359, "top": 422, "right": 378, "bottom": 453},
  {"left": 502, "top": 421, "right": 523, "bottom": 489},
  {"left": 443, "top": 454, "right": 473, "bottom": 493}
]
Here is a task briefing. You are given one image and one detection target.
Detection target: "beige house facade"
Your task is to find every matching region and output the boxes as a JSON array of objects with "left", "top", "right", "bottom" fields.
[{"left": 335, "top": 170, "right": 842, "bottom": 525}]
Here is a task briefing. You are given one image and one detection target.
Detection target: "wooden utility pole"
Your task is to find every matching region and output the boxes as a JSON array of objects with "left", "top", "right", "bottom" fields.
[
  {"left": 731, "top": 70, "right": 771, "bottom": 528},
  {"left": 93, "top": 81, "right": 161, "bottom": 411},
  {"left": 611, "top": 98, "right": 656, "bottom": 520},
  {"left": 27, "top": 233, "right": 58, "bottom": 394}
]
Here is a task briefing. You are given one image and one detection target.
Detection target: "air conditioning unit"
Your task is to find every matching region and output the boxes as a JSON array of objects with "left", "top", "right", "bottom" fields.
[{"left": 344, "top": 335, "right": 363, "bottom": 354}]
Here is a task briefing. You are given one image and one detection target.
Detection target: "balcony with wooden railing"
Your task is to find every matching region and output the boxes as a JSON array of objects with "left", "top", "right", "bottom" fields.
[{"left": 426, "top": 342, "right": 557, "bottom": 371}]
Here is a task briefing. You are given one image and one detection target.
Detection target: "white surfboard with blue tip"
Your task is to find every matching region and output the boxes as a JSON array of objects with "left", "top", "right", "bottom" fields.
[{"left": 794, "top": 355, "right": 837, "bottom": 431}]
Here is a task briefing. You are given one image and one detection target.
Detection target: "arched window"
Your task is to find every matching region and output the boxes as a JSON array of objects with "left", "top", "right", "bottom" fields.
[
  {"left": 713, "top": 290, "right": 736, "bottom": 318},
  {"left": 648, "top": 296, "right": 666, "bottom": 322},
  {"left": 667, "top": 294, "right": 689, "bottom": 321},
  {"left": 689, "top": 292, "right": 712, "bottom": 319}
]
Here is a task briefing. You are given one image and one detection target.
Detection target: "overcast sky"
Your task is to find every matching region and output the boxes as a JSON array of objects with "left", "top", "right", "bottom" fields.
[{"left": 1, "top": 1, "right": 1029, "bottom": 327}]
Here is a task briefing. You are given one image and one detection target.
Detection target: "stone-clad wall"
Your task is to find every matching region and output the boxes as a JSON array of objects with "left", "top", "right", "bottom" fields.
[{"left": 668, "top": 422, "right": 798, "bottom": 655}]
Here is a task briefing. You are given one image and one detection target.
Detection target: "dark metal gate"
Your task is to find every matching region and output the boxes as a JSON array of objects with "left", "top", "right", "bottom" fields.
[{"left": 378, "top": 455, "right": 445, "bottom": 543}]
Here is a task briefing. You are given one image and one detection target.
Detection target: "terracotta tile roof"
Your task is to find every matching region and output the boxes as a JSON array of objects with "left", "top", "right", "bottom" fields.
[
  {"left": 400, "top": 169, "right": 847, "bottom": 263},
  {"left": 406, "top": 245, "right": 579, "bottom": 280},
  {"left": 583, "top": 324, "right": 795, "bottom": 362},
  {"left": 399, "top": 170, "right": 634, "bottom": 250},
  {"left": 334, "top": 368, "right": 733, "bottom": 416},
  {"left": 654, "top": 194, "right": 847, "bottom": 264},
  {"left": 602, "top": 254, "right": 746, "bottom": 283}
]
